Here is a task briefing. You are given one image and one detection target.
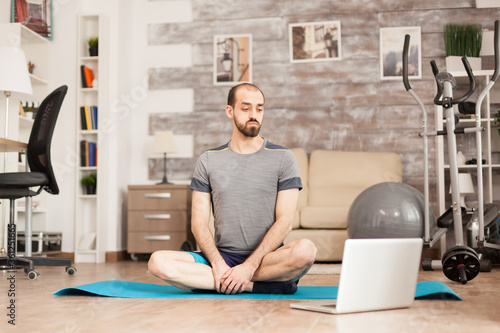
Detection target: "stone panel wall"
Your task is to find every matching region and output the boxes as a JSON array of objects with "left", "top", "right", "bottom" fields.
[{"left": 147, "top": 0, "right": 499, "bottom": 214}]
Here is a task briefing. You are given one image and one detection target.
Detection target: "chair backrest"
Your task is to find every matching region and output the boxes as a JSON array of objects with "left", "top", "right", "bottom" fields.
[{"left": 27, "top": 85, "right": 68, "bottom": 195}]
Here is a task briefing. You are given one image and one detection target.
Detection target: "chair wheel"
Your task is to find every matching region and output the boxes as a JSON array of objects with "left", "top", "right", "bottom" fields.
[
  {"left": 66, "top": 266, "right": 77, "bottom": 275},
  {"left": 27, "top": 270, "right": 39, "bottom": 280},
  {"left": 442, "top": 246, "right": 480, "bottom": 284}
]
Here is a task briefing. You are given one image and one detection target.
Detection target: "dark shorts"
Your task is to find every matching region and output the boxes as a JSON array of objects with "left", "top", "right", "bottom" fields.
[
  {"left": 188, "top": 245, "right": 299, "bottom": 285},
  {"left": 188, "top": 250, "right": 250, "bottom": 268}
]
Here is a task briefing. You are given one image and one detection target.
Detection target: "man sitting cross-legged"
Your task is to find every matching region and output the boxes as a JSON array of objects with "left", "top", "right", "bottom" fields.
[{"left": 148, "top": 83, "right": 317, "bottom": 294}]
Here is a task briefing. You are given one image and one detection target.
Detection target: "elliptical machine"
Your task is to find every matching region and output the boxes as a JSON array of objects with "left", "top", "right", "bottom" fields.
[
  {"left": 469, "top": 21, "right": 500, "bottom": 264},
  {"left": 402, "top": 20, "right": 500, "bottom": 284}
]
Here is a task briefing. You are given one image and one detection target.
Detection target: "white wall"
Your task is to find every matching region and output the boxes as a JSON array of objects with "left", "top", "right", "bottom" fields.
[
  {"left": 0, "top": 2, "right": 10, "bottom": 23},
  {"left": 45, "top": 0, "right": 81, "bottom": 253},
  {"left": 118, "top": 0, "right": 195, "bottom": 250},
  {"left": 127, "top": 0, "right": 194, "bottom": 186}
]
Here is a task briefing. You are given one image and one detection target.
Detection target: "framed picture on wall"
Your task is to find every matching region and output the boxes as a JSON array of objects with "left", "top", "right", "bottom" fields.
[
  {"left": 11, "top": 0, "right": 53, "bottom": 40},
  {"left": 380, "top": 26, "right": 421, "bottom": 80},
  {"left": 289, "top": 20, "right": 342, "bottom": 63},
  {"left": 213, "top": 34, "right": 252, "bottom": 86}
]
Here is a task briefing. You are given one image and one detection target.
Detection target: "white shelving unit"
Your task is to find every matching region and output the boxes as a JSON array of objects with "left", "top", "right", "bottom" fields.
[
  {"left": 74, "top": 15, "right": 108, "bottom": 263},
  {"left": 0, "top": 23, "right": 50, "bottom": 239},
  {"left": 436, "top": 70, "right": 500, "bottom": 215}
]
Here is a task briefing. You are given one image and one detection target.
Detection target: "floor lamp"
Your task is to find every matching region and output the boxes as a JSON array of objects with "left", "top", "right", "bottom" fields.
[
  {"left": 153, "top": 131, "right": 177, "bottom": 184},
  {"left": 0, "top": 47, "right": 33, "bottom": 256},
  {"left": 0, "top": 47, "right": 33, "bottom": 138}
]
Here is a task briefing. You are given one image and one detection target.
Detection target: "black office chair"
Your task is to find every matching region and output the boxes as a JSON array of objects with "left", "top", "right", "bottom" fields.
[{"left": 0, "top": 85, "right": 75, "bottom": 280}]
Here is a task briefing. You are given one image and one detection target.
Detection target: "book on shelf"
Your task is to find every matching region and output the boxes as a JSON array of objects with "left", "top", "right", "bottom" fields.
[
  {"left": 92, "top": 105, "right": 98, "bottom": 129},
  {"left": 80, "top": 140, "right": 98, "bottom": 167},
  {"left": 80, "top": 105, "right": 98, "bottom": 130},
  {"left": 80, "top": 65, "right": 94, "bottom": 88}
]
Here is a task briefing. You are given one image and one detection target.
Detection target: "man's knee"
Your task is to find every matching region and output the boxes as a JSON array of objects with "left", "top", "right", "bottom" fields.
[
  {"left": 148, "top": 251, "right": 163, "bottom": 276},
  {"left": 149, "top": 250, "right": 197, "bottom": 281},
  {"left": 148, "top": 251, "right": 177, "bottom": 279},
  {"left": 290, "top": 239, "right": 317, "bottom": 268}
]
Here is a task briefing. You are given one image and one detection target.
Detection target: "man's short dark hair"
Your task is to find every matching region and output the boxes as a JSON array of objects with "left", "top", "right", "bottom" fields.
[{"left": 227, "top": 83, "right": 265, "bottom": 108}]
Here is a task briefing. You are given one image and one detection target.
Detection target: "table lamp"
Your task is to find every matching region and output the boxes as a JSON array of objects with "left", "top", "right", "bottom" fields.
[
  {"left": 449, "top": 173, "right": 475, "bottom": 208},
  {"left": 153, "top": 131, "right": 177, "bottom": 184},
  {"left": 0, "top": 47, "right": 33, "bottom": 138}
]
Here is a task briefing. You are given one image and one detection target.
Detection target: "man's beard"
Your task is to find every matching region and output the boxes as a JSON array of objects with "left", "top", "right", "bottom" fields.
[{"left": 235, "top": 118, "right": 261, "bottom": 137}]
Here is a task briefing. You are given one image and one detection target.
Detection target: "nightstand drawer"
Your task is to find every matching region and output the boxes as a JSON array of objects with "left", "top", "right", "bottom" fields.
[
  {"left": 128, "top": 189, "right": 188, "bottom": 211},
  {"left": 128, "top": 211, "right": 187, "bottom": 232},
  {"left": 127, "top": 232, "right": 185, "bottom": 253}
]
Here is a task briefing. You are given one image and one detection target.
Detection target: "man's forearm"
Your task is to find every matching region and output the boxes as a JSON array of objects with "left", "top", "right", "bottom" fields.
[
  {"left": 192, "top": 219, "right": 231, "bottom": 293},
  {"left": 192, "top": 223, "right": 224, "bottom": 265},
  {"left": 245, "top": 217, "right": 292, "bottom": 270},
  {"left": 191, "top": 190, "right": 225, "bottom": 266}
]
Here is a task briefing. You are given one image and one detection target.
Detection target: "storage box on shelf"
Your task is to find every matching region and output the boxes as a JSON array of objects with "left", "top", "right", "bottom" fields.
[{"left": 17, "top": 231, "right": 62, "bottom": 255}]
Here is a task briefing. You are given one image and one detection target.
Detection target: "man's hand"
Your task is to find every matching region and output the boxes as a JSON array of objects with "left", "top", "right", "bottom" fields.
[
  {"left": 219, "top": 262, "right": 257, "bottom": 295},
  {"left": 211, "top": 259, "right": 231, "bottom": 293}
]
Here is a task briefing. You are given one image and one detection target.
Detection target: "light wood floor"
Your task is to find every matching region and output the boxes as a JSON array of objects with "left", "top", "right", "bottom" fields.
[{"left": 2, "top": 261, "right": 500, "bottom": 332}]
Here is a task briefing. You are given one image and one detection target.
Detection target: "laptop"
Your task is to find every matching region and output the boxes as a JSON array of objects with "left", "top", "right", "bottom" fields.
[{"left": 290, "top": 238, "right": 423, "bottom": 314}]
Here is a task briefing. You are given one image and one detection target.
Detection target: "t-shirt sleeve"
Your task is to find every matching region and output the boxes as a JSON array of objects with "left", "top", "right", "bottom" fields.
[
  {"left": 190, "top": 152, "right": 211, "bottom": 193},
  {"left": 278, "top": 149, "right": 303, "bottom": 191}
]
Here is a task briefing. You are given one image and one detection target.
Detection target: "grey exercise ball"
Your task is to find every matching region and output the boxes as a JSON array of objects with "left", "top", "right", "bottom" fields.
[{"left": 347, "top": 182, "right": 434, "bottom": 239}]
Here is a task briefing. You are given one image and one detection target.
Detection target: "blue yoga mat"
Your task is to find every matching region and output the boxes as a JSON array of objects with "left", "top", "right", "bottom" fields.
[{"left": 54, "top": 280, "right": 461, "bottom": 300}]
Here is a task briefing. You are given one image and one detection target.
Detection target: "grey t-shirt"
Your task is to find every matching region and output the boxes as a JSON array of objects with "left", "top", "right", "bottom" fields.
[{"left": 190, "top": 139, "right": 302, "bottom": 254}]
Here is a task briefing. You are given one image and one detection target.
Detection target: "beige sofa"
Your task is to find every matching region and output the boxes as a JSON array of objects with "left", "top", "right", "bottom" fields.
[{"left": 285, "top": 149, "right": 403, "bottom": 262}]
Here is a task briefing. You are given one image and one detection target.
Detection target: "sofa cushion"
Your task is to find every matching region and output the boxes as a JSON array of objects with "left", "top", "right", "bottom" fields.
[
  {"left": 301, "top": 207, "right": 349, "bottom": 229},
  {"left": 304, "top": 150, "right": 402, "bottom": 229},
  {"left": 285, "top": 228, "right": 348, "bottom": 262},
  {"left": 290, "top": 148, "right": 308, "bottom": 229},
  {"left": 293, "top": 213, "right": 300, "bottom": 229}
]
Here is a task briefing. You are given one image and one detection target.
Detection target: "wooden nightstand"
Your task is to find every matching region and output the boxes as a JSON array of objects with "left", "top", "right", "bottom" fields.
[{"left": 127, "top": 184, "right": 194, "bottom": 259}]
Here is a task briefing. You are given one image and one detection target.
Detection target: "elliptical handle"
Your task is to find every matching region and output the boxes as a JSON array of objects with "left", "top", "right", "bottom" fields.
[
  {"left": 430, "top": 60, "right": 439, "bottom": 77},
  {"left": 403, "top": 34, "right": 411, "bottom": 91},
  {"left": 492, "top": 20, "right": 500, "bottom": 83},
  {"left": 454, "top": 56, "right": 476, "bottom": 104},
  {"left": 431, "top": 60, "right": 443, "bottom": 105}
]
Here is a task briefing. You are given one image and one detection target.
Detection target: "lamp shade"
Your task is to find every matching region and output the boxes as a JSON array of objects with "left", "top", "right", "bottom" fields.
[
  {"left": 153, "top": 131, "right": 177, "bottom": 154},
  {"left": 0, "top": 47, "right": 33, "bottom": 95},
  {"left": 458, "top": 173, "right": 475, "bottom": 194},
  {"left": 450, "top": 173, "right": 475, "bottom": 208},
  {"left": 449, "top": 173, "right": 475, "bottom": 194}
]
